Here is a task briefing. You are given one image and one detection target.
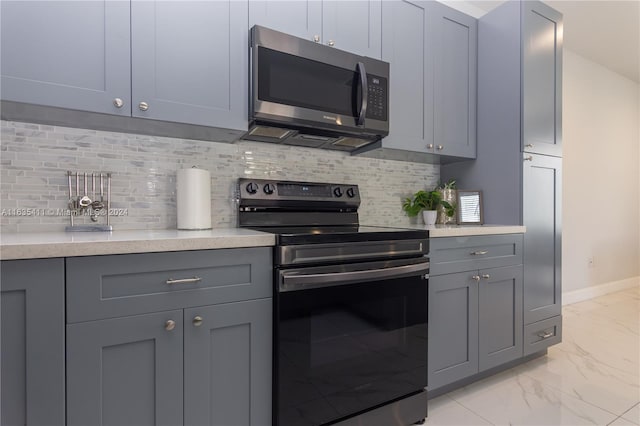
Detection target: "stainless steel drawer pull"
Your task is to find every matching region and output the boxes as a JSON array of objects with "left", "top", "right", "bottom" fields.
[
  {"left": 470, "top": 251, "right": 488, "bottom": 256},
  {"left": 166, "top": 277, "right": 202, "bottom": 285},
  {"left": 537, "top": 331, "right": 554, "bottom": 339},
  {"left": 482, "top": 274, "right": 491, "bottom": 279}
]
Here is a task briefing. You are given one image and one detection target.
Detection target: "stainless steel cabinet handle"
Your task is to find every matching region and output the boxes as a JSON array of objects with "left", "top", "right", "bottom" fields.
[
  {"left": 437, "top": 145, "right": 444, "bottom": 150},
  {"left": 327, "top": 40, "right": 335, "bottom": 47},
  {"left": 472, "top": 275, "right": 480, "bottom": 281},
  {"left": 166, "top": 277, "right": 202, "bottom": 285},
  {"left": 427, "top": 143, "right": 434, "bottom": 149},
  {"left": 313, "top": 35, "right": 320, "bottom": 43},
  {"left": 193, "top": 316, "right": 203, "bottom": 327},
  {"left": 139, "top": 101, "right": 149, "bottom": 111},
  {"left": 537, "top": 331, "right": 554, "bottom": 339},
  {"left": 482, "top": 274, "right": 490, "bottom": 280},
  {"left": 165, "top": 320, "right": 176, "bottom": 331},
  {"left": 113, "top": 98, "right": 124, "bottom": 108},
  {"left": 525, "top": 144, "right": 534, "bottom": 148},
  {"left": 470, "top": 251, "right": 488, "bottom": 256},
  {"left": 524, "top": 155, "right": 533, "bottom": 161}
]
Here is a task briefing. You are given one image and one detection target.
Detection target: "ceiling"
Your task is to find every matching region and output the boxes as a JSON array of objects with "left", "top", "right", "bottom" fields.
[{"left": 469, "top": 0, "right": 640, "bottom": 83}]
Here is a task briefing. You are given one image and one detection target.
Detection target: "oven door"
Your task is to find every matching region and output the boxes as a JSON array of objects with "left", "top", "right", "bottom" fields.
[{"left": 275, "top": 258, "right": 429, "bottom": 426}]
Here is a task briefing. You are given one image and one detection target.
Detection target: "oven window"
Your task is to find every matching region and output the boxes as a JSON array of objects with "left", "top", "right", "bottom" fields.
[
  {"left": 276, "top": 276, "right": 427, "bottom": 426},
  {"left": 258, "top": 47, "right": 361, "bottom": 118}
]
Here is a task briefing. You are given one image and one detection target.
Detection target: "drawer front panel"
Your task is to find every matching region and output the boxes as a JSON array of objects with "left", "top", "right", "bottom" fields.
[
  {"left": 430, "top": 234, "right": 523, "bottom": 275},
  {"left": 523, "top": 315, "right": 562, "bottom": 356},
  {"left": 67, "top": 248, "right": 272, "bottom": 323}
]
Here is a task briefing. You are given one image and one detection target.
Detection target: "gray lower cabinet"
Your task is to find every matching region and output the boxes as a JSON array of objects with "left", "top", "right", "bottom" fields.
[
  {"left": 0, "top": 259, "right": 65, "bottom": 426},
  {"left": 1, "top": 0, "right": 248, "bottom": 130},
  {"left": 356, "top": 0, "right": 476, "bottom": 161},
  {"left": 428, "top": 235, "right": 523, "bottom": 392},
  {"left": 66, "top": 247, "right": 273, "bottom": 426}
]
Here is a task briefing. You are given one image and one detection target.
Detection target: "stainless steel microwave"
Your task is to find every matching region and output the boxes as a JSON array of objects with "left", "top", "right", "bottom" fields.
[{"left": 245, "top": 25, "right": 390, "bottom": 152}]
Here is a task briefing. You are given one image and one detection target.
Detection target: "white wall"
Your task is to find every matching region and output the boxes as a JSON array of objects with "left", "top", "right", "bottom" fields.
[{"left": 562, "top": 50, "right": 640, "bottom": 292}]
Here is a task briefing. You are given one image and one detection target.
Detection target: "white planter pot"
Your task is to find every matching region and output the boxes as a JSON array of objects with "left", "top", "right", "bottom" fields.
[{"left": 422, "top": 210, "right": 437, "bottom": 226}]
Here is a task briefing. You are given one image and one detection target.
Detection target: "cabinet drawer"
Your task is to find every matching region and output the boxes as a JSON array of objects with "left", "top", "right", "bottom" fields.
[
  {"left": 67, "top": 247, "right": 272, "bottom": 323},
  {"left": 430, "top": 234, "right": 523, "bottom": 275},
  {"left": 523, "top": 315, "right": 562, "bottom": 356}
]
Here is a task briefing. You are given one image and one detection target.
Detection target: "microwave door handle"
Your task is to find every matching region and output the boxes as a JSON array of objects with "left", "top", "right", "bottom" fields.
[{"left": 356, "top": 62, "right": 368, "bottom": 126}]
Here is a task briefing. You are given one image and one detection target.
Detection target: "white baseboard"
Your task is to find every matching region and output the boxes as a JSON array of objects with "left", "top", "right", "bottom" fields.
[{"left": 563, "top": 276, "right": 640, "bottom": 306}]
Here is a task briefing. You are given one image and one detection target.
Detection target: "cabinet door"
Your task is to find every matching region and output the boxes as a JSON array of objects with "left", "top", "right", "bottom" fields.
[
  {"left": 1, "top": 259, "right": 65, "bottom": 426},
  {"left": 478, "top": 265, "right": 523, "bottom": 371},
  {"left": 431, "top": 2, "right": 477, "bottom": 158},
  {"left": 428, "top": 272, "right": 478, "bottom": 390},
  {"left": 381, "top": 0, "right": 432, "bottom": 153},
  {"left": 522, "top": 1, "right": 563, "bottom": 157},
  {"left": 322, "top": 0, "right": 382, "bottom": 58},
  {"left": 249, "top": 0, "right": 322, "bottom": 42},
  {"left": 132, "top": 0, "right": 248, "bottom": 129},
  {"left": 0, "top": 1, "right": 131, "bottom": 116},
  {"left": 66, "top": 311, "right": 183, "bottom": 426},
  {"left": 523, "top": 154, "right": 562, "bottom": 324},
  {"left": 184, "top": 299, "right": 272, "bottom": 426}
]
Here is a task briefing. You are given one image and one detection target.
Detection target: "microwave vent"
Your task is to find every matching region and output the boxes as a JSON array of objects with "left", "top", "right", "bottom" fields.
[
  {"left": 246, "top": 126, "right": 293, "bottom": 141},
  {"left": 333, "top": 137, "right": 371, "bottom": 149},
  {"left": 285, "top": 134, "right": 336, "bottom": 148}
]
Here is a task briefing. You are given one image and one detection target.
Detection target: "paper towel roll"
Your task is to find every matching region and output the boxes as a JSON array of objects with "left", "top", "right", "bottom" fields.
[{"left": 177, "top": 167, "right": 212, "bottom": 230}]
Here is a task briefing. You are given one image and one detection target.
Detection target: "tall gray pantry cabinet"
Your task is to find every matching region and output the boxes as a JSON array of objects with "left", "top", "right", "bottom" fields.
[
  {"left": 0, "top": 259, "right": 66, "bottom": 426},
  {"left": 442, "top": 0, "right": 563, "bottom": 354}
]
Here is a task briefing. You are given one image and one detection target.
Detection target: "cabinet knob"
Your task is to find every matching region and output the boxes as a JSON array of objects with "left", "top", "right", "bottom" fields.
[
  {"left": 313, "top": 35, "right": 320, "bottom": 43},
  {"left": 165, "top": 319, "right": 176, "bottom": 331},
  {"left": 327, "top": 40, "right": 335, "bottom": 47},
  {"left": 437, "top": 145, "right": 444, "bottom": 150},
  {"left": 193, "top": 316, "right": 203, "bottom": 327},
  {"left": 113, "top": 98, "right": 124, "bottom": 108},
  {"left": 482, "top": 274, "right": 491, "bottom": 280},
  {"left": 139, "top": 101, "right": 149, "bottom": 111},
  {"left": 472, "top": 275, "right": 480, "bottom": 281},
  {"left": 427, "top": 143, "right": 434, "bottom": 149},
  {"left": 524, "top": 155, "right": 533, "bottom": 161}
]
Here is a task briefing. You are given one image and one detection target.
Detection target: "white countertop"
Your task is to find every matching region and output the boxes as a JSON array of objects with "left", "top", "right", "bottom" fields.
[
  {"left": 407, "top": 224, "right": 526, "bottom": 237},
  {"left": 0, "top": 229, "right": 275, "bottom": 260}
]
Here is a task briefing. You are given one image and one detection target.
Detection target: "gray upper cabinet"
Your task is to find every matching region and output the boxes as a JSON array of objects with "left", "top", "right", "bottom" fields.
[
  {"left": 249, "top": 0, "right": 381, "bottom": 58},
  {"left": 0, "top": 1, "right": 131, "bottom": 116},
  {"left": 522, "top": 2, "right": 563, "bottom": 157},
  {"left": 432, "top": 3, "right": 477, "bottom": 159},
  {"left": 132, "top": 0, "right": 248, "bottom": 129},
  {"left": 523, "top": 153, "right": 562, "bottom": 324},
  {"left": 1, "top": 259, "right": 65, "bottom": 426},
  {"left": 1, "top": 0, "right": 248, "bottom": 130},
  {"left": 357, "top": 0, "right": 476, "bottom": 161}
]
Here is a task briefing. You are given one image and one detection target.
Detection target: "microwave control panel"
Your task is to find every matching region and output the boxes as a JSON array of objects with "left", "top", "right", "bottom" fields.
[{"left": 366, "top": 75, "right": 388, "bottom": 121}]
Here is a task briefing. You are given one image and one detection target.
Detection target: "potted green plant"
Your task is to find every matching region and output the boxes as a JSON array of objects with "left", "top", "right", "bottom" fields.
[
  {"left": 402, "top": 189, "right": 441, "bottom": 225},
  {"left": 437, "top": 179, "right": 457, "bottom": 224}
]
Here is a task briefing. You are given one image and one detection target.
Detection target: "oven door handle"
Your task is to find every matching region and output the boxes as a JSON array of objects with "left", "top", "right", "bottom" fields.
[{"left": 279, "top": 260, "right": 429, "bottom": 292}]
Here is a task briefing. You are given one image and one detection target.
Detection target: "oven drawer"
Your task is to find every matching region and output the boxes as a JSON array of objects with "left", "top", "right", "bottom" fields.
[
  {"left": 429, "top": 234, "right": 523, "bottom": 275},
  {"left": 523, "top": 315, "right": 562, "bottom": 356},
  {"left": 67, "top": 248, "right": 272, "bottom": 323}
]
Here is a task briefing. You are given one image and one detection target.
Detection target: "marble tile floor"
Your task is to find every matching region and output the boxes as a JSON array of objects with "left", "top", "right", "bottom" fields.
[{"left": 425, "top": 285, "right": 640, "bottom": 426}]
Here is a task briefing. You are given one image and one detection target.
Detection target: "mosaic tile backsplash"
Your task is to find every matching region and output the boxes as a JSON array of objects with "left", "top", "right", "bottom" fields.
[{"left": 1, "top": 120, "right": 439, "bottom": 233}]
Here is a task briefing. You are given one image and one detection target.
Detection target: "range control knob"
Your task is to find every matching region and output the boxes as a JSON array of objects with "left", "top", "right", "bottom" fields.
[
  {"left": 346, "top": 187, "right": 356, "bottom": 198},
  {"left": 333, "top": 187, "right": 343, "bottom": 198},
  {"left": 263, "top": 183, "right": 275, "bottom": 195},
  {"left": 245, "top": 182, "right": 259, "bottom": 194}
]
